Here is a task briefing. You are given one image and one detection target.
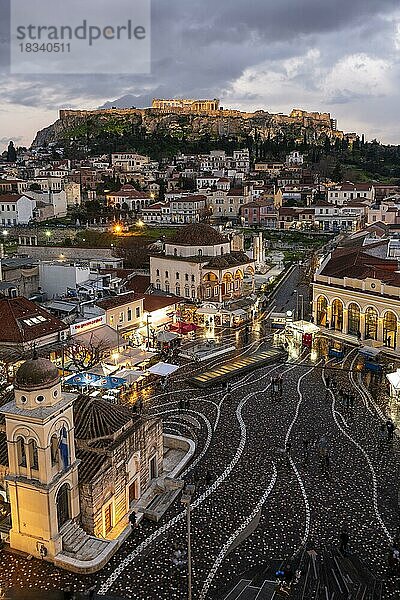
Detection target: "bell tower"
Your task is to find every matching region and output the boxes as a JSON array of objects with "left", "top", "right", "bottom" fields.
[{"left": 0, "top": 354, "right": 80, "bottom": 560}]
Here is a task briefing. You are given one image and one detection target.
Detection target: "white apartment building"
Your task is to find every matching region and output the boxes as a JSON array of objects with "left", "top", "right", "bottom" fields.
[
  {"left": 170, "top": 195, "right": 207, "bottom": 224},
  {"left": 314, "top": 201, "right": 367, "bottom": 232},
  {"left": 233, "top": 149, "right": 250, "bottom": 171},
  {"left": 0, "top": 194, "right": 35, "bottom": 226},
  {"left": 29, "top": 177, "right": 64, "bottom": 193},
  {"left": 208, "top": 189, "right": 246, "bottom": 219},
  {"left": 196, "top": 175, "right": 220, "bottom": 190},
  {"left": 111, "top": 153, "right": 150, "bottom": 172},
  {"left": 327, "top": 182, "right": 375, "bottom": 206},
  {"left": 142, "top": 202, "right": 171, "bottom": 224},
  {"left": 28, "top": 190, "right": 67, "bottom": 218}
]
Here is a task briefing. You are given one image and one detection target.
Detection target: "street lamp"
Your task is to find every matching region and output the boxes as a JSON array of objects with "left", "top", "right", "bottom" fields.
[
  {"left": 299, "top": 294, "right": 304, "bottom": 321},
  {"left": 146, "top": 314, "right": 152, "bottom": 349},
  {"left": 294, "top": 289, "right": 298, "bottom": 321},
  {"left": 181, "top": 484, "right": 195, "bottom": 600}
]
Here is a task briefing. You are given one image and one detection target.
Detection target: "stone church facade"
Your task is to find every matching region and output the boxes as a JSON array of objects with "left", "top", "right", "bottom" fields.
[{"left": 0, "top": 354, "right": 163, "bottom": 569}]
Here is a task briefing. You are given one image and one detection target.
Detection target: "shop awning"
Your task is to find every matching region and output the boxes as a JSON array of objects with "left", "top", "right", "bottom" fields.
[
  {"left": 157, "top": 331, "right": 179, "bottom": 343},
  {"left": 170, "top": 322, "right": 198, "bottom": 334},
  {"left": 387, "top": 369, "right": 400, "bottom": 390},
  {"left": 73, "top": 325, "right": 125, "bottom": 351},
  {"left": 114, "top": 369, "right": 145, "bottom": 384},
  {"left": 147, "top": 362, "right": 180, "bottom": 376},
  {"left": 359, "top": 346, "right": 381, "bottom": 358},
  {"left": 90, "top": 375, "right": 127, "bottom": 389},
  {"left": 119, "top": 347, "right": 155, "bottom": 365},
  {"left": 88, "top": 363, "right": 115, "bottom": 376},
  {"left": 232, "top": 309, "right": 247, "bottom": 317},
  {"left": 196, "top": 307, "right": 219, "bottom": 315},
  {"left": 64, "top": 372, "right": 127, "bottom": 389}
]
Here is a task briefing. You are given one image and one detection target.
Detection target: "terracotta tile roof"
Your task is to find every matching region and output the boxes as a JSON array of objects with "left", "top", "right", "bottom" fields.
[
  {"left": 143, "top": 294, "right": 178, "bottom": 312},
  {"left": 107, "top": 185, "right": 151, "bottom": 199},
  {"left": 95, "top": 292, "right": 143, "bottom": 311},
  {"left": 76, "top": 448, "right": 110, "bottom": 484},
  {"left": 0, "top": 194, "right": 24, "bottom": 202},
  {"left": 204, "top": 251, "right": 253, "bottom": 269},
  {"left": 321, "top": 242, "right": 400, "bottom": 284},
  {"left": 242, "top": 199, "right": 275, "bottom": 209},
  {"left": 227, "top": 189, "right": 245, "bottom": 196},
  {"left": 125, "top": 275, "right": 151, "bottom": 294},
  {"left": 168, "top": 223, "right": 228, "bottom": 246},
  {"left": 171, "top": 195, "right": 207, "bottom": 203},
  {"left": 73, "top": 395, "right": 136, "bottom": 441},
  {"left": 0, "top": 297, "right": 68, "bottom": 344},
  {"left": 335, "top": 182, "right": 373, "bottom": 191},
  {"left": 142, "top": 203, "right": 164, "bottom": 210}
]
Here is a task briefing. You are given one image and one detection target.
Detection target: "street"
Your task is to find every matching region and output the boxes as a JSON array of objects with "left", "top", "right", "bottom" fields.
[{"left": 1, "top": 339, "right": 400, "bottom": 598}]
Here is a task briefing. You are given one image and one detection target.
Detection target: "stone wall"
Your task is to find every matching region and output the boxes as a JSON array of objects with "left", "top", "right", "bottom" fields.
[
  {"left": 79, "top": 417, "right": 163, "bottom": 537},
  {"left": 17, "top": 245, "right": 116, "bottom": 261}
]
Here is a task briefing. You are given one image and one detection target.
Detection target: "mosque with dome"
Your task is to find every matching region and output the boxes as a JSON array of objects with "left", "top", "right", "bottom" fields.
[
  {"left": 150, "top": 223, "right": 255, "bottom": 302},
  {"left": 0, "top": 353, "right": 164, "bottom": 571}
]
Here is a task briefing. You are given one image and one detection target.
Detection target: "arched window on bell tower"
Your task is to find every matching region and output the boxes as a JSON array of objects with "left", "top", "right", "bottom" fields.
[
  {"left": 28, "top": 440, "right": 39, "bottom": 472},
  {"left": 51, "top": 434, "right": 60, "bottom": 469},
  {"left": 16, "top": 437, "right": 26, "bottom": 468}
]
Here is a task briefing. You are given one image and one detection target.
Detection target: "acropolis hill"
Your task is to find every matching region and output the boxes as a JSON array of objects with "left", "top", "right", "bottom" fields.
[{"left": 33, "top": 98, "right": 346, "bottom": 149}]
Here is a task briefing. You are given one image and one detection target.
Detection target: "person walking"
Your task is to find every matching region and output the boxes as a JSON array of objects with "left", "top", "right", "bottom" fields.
[
  {"left": 339, "top": 529, "right": 349, "bottom": 555},
  {"left": 129, "top": 511, "right": 138, "bottom": 529},
  {"left": 318, "top": 435, "right": 328, "bottom": 457},
  {"left": 387, "top": 420, "right": 396, "bottom": 442},
  {"left": 379, "top": 424, "right": 387, "bottom": 448},
  {"left": 278, "top": 374, "right": 283, "bottom": 398}
]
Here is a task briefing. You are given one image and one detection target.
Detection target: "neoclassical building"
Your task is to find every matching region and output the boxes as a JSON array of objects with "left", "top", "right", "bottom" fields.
[
  {"left": 150, "top": 224, "right": 255, "bottom": 302},
  {"left": 312, "top": 239, "right": 400, "bottom": 350},
  {"left": 0, "top": 354, "right": 163, "bottom": 571}
]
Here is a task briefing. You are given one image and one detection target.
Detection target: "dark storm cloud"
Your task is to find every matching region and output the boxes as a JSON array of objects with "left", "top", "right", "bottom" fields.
[{"left": 0, "top": 0, "right": 400, "bottom": 144}]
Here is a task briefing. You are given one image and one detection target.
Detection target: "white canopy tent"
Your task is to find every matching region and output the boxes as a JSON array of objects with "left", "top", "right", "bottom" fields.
[
  {"left": 386, "top": 369, "right": 400, "bottom": 391},
  {"left": 147, "top": 362, "right": 180, "bottom": 377}
]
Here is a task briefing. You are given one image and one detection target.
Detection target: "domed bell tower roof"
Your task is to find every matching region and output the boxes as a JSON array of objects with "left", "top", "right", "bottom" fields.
[{"left": 15, "top": 354, "right": 60, "bottom": 392}]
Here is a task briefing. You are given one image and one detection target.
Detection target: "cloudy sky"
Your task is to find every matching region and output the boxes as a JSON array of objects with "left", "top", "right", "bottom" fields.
[{"left": 1, "top": 0, "right": 400, "bottom": 150}]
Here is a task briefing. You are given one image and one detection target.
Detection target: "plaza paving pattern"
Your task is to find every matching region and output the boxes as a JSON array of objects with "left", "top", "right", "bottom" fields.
[{"left": 1, "top": 336, "right": 400, "bottom": 599}]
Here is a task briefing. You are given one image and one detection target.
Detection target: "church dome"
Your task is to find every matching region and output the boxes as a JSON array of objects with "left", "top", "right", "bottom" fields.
[
  {"left": 168, "top": 224, "right": 228, "bottom": 246},
  {"left": 15, "top": 356, "right": 60, "bottom": 391}
]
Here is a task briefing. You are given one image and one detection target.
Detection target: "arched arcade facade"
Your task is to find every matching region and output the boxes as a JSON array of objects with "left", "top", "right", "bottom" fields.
[{"left": 314, "top": 292, "right": 400, "bottom": 350}]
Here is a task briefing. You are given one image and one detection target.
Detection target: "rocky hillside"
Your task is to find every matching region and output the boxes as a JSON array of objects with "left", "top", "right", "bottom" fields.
[{"left": 32, "top": 106, "right": 345, "bottom": 155}]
